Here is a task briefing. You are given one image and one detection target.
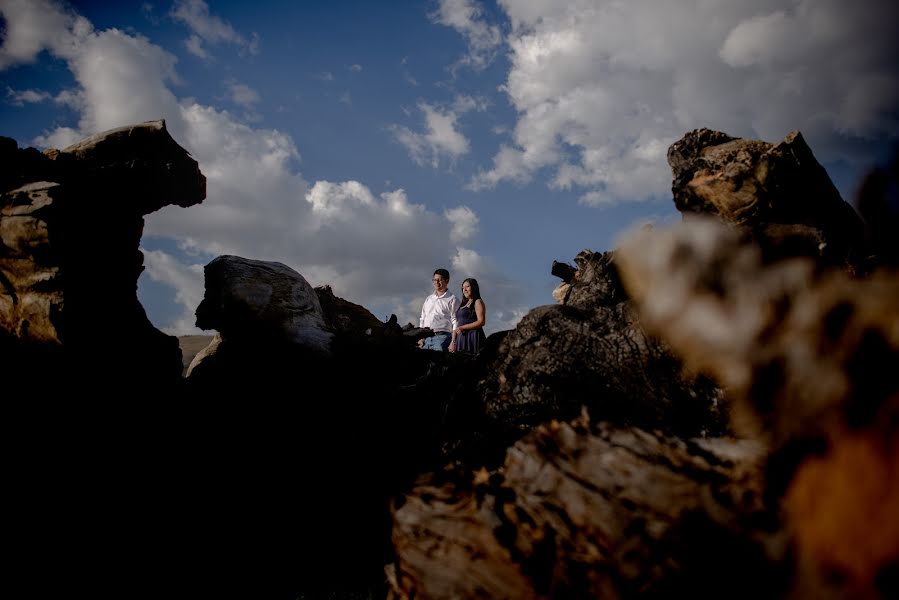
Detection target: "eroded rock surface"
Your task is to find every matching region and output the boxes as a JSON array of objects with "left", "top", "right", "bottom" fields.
[
  {"left": 668, "top": 128, "right": 866, "bottom": 270},
  {"left": 0, "top": 120, "right": 205, "bottom": 389}
]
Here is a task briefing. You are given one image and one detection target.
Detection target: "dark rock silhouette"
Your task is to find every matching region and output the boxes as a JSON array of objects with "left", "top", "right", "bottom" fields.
[{"left": 0, "top": 120, "right": 205, "bottom": 391}]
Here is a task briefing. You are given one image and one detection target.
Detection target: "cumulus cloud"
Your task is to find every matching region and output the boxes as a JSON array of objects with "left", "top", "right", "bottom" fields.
[
  {"left": 445, "top": 205, "right": 479, "bottom": 243},
  {"left": 169, "top": 0, "right": 258, "bottom": 58},
  {"left": 142, "top": 248, "right": 206, "bottom": 334},
  {"left": 6, "top": 87, "right": 52, "bottom": 105},
  {"left": 450, "top": 246, "right": 525, "bottom": 332},
  {"left": 430, "top": 0, "right": 503, "bottom": 71},
  {"left": 391, "top": 95, "right": 486, "bottom": 168},
  {"left": 0, "top": 0, "right": 526, "bottom": 335},
  {"left": 472, "top": 0, "right": 899, "bottom": 204},
  {"left": 225, "top": 79, "right": 260, "bottom": 108}
]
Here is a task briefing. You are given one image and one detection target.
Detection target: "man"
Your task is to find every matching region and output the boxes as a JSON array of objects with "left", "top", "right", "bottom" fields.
[{"left": 418, "top": 268, "right": 459, "bottom": 351}]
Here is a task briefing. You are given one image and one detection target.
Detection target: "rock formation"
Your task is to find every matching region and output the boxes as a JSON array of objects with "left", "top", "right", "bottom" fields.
[
  {"left": 668, "top": 128, "right": 867, "bottom": 270},
  {"left": 616, "top": 218, "right": 899, "bottom": 597},
  {"left": 387, "top": 130, "right": 898, "bottom": 600},
  {"left": 0, "top": 120, "right": 205, "bottom": 390},
  {"left": 476, "top": 246, "right": 726, "bottom": 443}
]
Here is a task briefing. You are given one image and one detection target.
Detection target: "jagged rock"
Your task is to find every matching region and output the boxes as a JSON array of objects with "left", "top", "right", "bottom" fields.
[
  {"left": 668, "top": 128, "right": 866, "bottom": 270},
  {"left": 616, "top": 217, "right": 899, "bottom": 597},
  {"left": 0, "top": 120, "right": 204, "bottom": 388},
  {"left": 389, "top": 417, "right": 782, "bottom": 600},
  {"left": 476, "top": 248, "right": 725, "bottom": 441},
  {"left": 315, "top": 284, "right": 383, "bottom": 337}
]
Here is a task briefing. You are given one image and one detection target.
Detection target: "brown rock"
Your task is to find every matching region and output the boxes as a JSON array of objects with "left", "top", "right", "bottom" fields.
[{"left": 668, "top": 128, "right": 866, "bottom": 270}]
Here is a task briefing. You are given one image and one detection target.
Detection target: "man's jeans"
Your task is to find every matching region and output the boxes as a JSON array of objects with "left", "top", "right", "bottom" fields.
[{"left": 423, "top": 332, "right": 451, "bottom": 351}]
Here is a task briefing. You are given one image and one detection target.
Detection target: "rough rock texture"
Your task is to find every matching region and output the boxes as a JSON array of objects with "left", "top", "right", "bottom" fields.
[
  {"left": 617, "top": 218, "right": 899, "bottom": 597},
  {"left": 668, "top": 128, "right": 866, "bottom": 270},
  {"left": 194, "top": 255, "right": 333, "bottom": 352},
  {"left": 388, "top": 130, "right": 897, "bottom": 600},
  {"left": 315, "top": 283, "right": 383, "bottom": 336},
  {"left": 0, "top": 120, "right": 205, "bottom": 388},
  {"left": 477, "top": 248, "right": 725, "bottom": 443},
  {"left": 389, "top": 417, "right": 782, "bottom": 600}
]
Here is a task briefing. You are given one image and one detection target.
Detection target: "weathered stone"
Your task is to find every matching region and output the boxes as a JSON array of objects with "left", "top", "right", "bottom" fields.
[
  {"left": 0, "top": 121, "right": 205, "bottom": 388},
  {"left": 616, "top": 217, "right": 899, "bottom": 595},
  {"left": 668, "top": 128, "right": 866, "bottom": 270},
  {"left": 389, "top": 418, "right": 781, "bottom": 600},
  {"left": 315, "top": 284, "right": 382, "bottom": 337},
  {"left": 477, "top": 248, "right": 725, "bottom": 440},
  {"left": 194, "top": 255, "right": 333, "bottom": 353}
]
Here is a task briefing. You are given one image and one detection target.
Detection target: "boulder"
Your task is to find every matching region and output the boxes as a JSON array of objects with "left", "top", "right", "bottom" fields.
[
  {"left": 194, "top": 255, "right": 332, "bottom": 353},
  {"left": 668, "top": 128, "right": 866, "bottom": 270},
  {"left": 616, "top": 217, "right": 899, "bottom": 596},
  {"left": 476, "top": 248, "right": 725, "bottom": 441}
]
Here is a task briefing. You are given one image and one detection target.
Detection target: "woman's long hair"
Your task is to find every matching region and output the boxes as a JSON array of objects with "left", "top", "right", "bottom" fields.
[{"left": 462, "top": 277, "right": 482, "bottom": 305}]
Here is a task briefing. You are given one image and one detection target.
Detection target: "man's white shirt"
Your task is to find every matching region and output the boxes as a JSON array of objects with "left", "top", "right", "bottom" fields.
[{"left": 420, "top": 290, "right": 459, "bottom": 333}]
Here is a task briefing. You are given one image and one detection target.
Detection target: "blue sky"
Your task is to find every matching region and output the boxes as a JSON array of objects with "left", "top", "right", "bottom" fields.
[{"left": 2, "top": 0, "right": 897, "bottom": 335}]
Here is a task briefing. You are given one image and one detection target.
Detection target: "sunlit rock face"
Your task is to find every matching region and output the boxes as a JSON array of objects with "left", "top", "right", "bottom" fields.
[
  {"left": 668, "top": 128, "right": 866, "bottom": 271},
  {"left": 0, "top": 120, "right": 205, "bottom": 389}
]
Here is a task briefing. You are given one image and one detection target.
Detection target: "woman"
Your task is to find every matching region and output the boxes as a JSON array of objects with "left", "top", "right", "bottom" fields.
[{"left": 449, "top": 278, "right": 487, "bottom": 354}]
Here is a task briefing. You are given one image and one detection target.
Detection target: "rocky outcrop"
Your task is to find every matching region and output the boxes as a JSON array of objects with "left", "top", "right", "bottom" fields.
[
  {"left": 390, "top": 417, "right": 780, "bottom": 600},
  {"left": 616, "top": 217, "right": 899, "bottom": 597},
  {"left": 0, "top": 120, "right": 205, "bottom": 389},
  {"left": 388, "top": 130, "right": 897, "bottom": 600},
  {"left": 195, "top": 255, "right": 332, "bottom": 350},
  {"left": 668, "top": 128, "right": 866, "bottom": 270},
  {"left": 476, "top": 247, "right": 725, "bottom": 442},
  {"left": 315, "top": 284, "right": 383, "bottom": 336}
]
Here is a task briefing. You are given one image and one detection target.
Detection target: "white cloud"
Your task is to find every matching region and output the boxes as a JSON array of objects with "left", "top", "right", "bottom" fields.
[
  {"left": 349, "top": 64, "right": 362, "bottom": 72},
  {"left": 391, "top": 95, "right": 486, "bottom": 168},
  {"left": 225, "top": 79, "right": 261, "bottom": 107},
  {"left": 430, "top": 0, "right": 503, "bottom": 71},
  {"left": 450, "top": 246, "right": 526, "bottom": 333},
  {"left": 473, "top": 0, "right": 899, "bottom": 203},
  {"left": 142, "top": 248, "right": 206, "bottom": 334},
  {"left": 0, "top": 0, "right": 526, "bottom": 336},
  {"left": 33, "top": 126, "right": 80, "bottom": 149},
  {"left": 169, "top": 0, "right": 258, "bottom": 58},
  {"left": 183, "top": 33, "right": 207, "bottom": 59},
  {"left": 6, "top": 87, "right": 52, "bottom": 105},
  {"left": 445, "top": 205, "right": 479, "bottom": 243},
  {"left": 0, "top": 0, "right": 91, "bottom": 68}
]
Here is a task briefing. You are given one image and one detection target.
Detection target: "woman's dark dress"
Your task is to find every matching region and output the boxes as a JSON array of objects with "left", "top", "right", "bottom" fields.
[{"left": 455, "top": 302, "right": 486, "bottom": 354}]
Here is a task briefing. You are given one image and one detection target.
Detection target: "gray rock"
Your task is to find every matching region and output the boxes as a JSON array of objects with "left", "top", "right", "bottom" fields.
[{"left": 194, "top": 255, "right": 333, "bottom": 354}]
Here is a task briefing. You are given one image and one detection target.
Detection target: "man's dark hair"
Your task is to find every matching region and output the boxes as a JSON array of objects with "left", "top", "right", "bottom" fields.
[{"left": 434, "top": 268, "right": 450, "bottom": 281}]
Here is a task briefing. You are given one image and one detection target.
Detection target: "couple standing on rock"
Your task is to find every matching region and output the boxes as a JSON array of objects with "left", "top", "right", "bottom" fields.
[{"left": 418, "top": 268, "right": 487, "bottom": 354}]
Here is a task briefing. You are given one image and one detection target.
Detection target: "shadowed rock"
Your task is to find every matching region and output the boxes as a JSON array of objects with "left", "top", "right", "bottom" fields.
[
  {"left": 194, "top": 255, "right": 332, "bottom": 353},
  {"left": 477, "top": 248, "right": 726, "bottom": 443},
  {"left": 616, "top": 217, "right": 899, "bottom": 597},
  {"left": 0, "top": 120, "right": 204, "bottom": 389}
]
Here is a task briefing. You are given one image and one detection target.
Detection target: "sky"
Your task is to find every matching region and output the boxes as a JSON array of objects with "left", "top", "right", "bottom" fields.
[{"left": 1, "top": 0, "right": 897, "bottom": 336}]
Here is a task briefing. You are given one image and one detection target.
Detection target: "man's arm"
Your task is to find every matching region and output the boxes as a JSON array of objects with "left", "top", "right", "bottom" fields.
[
  {"left": 419, "top": 296, "right": 428, "bottom": 328},
  {"left": 449, "top": 295, "right": 459, "bottom": 332}
]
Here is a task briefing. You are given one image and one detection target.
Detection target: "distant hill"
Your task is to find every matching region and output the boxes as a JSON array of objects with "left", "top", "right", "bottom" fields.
[{"left": 178, "top": 335, "right": 214, "bottom": 375}]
